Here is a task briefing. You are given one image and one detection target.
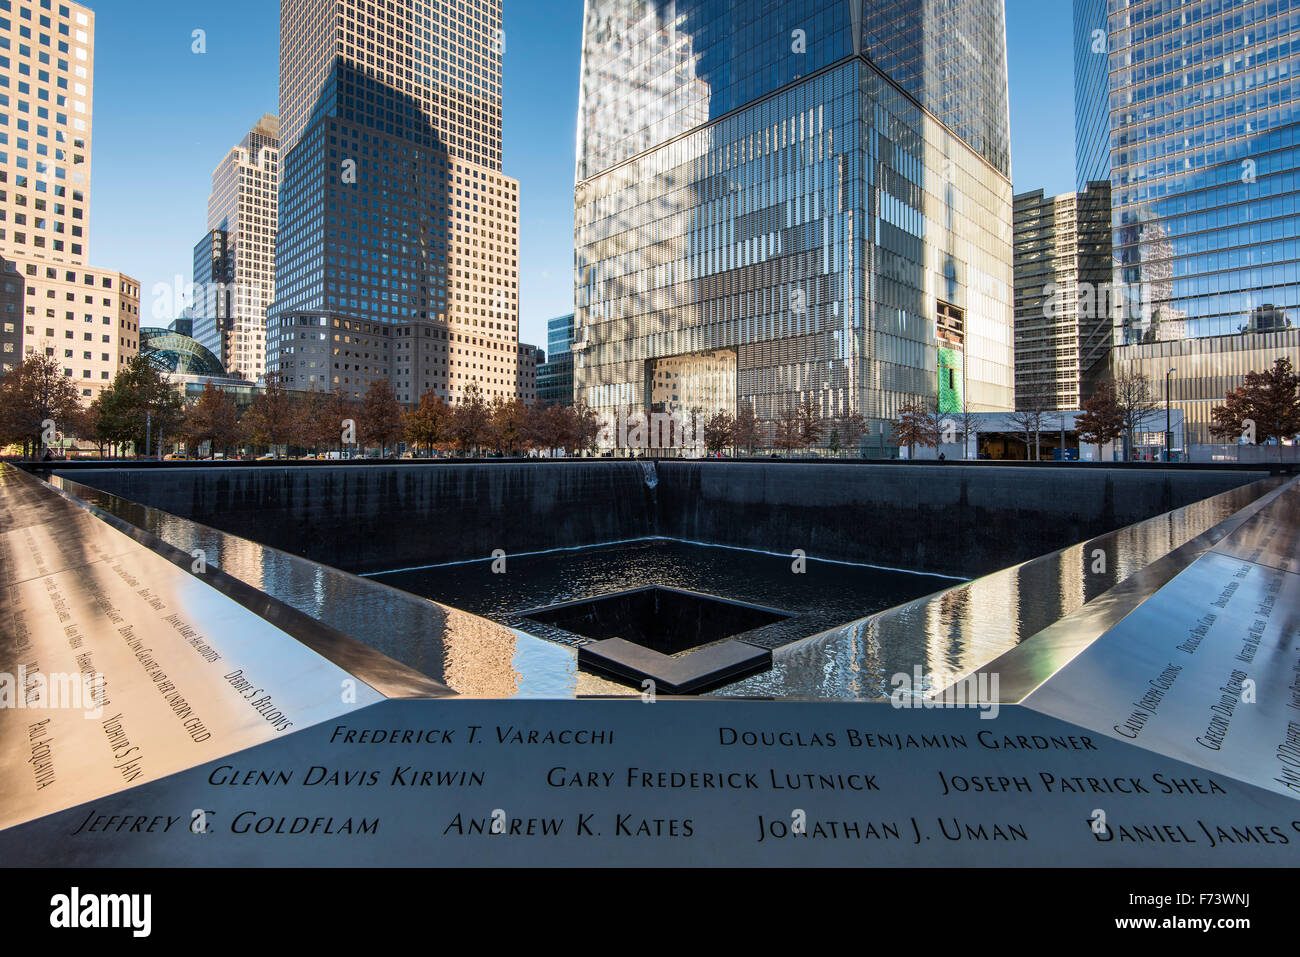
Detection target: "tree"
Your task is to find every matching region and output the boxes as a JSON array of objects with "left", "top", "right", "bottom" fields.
[
  {"left": 1210, "top": 357, "right": 1300, "bottom": 458},
  {"left": 182, "top": 382, "right": 240, "bottom": 457},
  {"left": 0, "top": 353, "right": 86, "bottom": 456},
  {"left": 836, "top": 411, "right": 868, "bottom": 456},
  {"left": 487, "top": 396, "right": 527, "bottom": 455},
  {"left": 797, "top": 397, "right": 824, "bottom": 451},
  {"left": 327, "top": 389, "right": 362, "bottom": 455},
  {"left": 732, "top": 400, "right": 761, "bottom": 455},
  {"left": 451, "top": 383, "right": 491, "bottom": 454},
  {"left": 573, "top": 400, "right": 602, "bottom": 455},
  {"left": 95, "top": 355, "right": 185, "bottom": 458},
  {"left": 1113, "top": 372, "right": 1160, "bottom": 461},
  {"left": 63, "top": 400, "right": 106, "bottom": 458},
  {"left": 1076, "top": 381, "right": 1125, "bottom": 449},
  {"left": 773, "top": 407, "right": 803, "bottom": 451},
  {"left": 360, "top": 379, "right": 405, "bottom": 457},
  {"left": 1008, "top": 385, "right": 1055, "bottom": 461},
  {"left": 893, "top": 399, "right": 940, "bottom": 458},
  {"left": 291, "top": 389, "right": 338, "bottom": 455},
  {"left": 241, "top": 373, "right": 296, "bottom": 455},
  {"left": 545, "top": 404, "right": 580, "bottom": 453},
  {"left": 941, "top": 407, "right": 981, "bottom": 460},
  {"left": 405, "top": 391, "right": 452, "bottom": 456},
  {"left": 703, "top": 410, "right": 735, "bottom": 455}
]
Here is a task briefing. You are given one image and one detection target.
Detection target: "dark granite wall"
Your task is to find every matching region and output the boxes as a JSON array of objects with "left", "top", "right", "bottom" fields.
[
  {"left": 655, "top": 462, "right": 1268, "bottom": 577},
  {"left": 62, "top": 462, "right": 1267, "bottom": 578},
  {"left": 63, "top": 463, "right": 658, "bottom": 575}
]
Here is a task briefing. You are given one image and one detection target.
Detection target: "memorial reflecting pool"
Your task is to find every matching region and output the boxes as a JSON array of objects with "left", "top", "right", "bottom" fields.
[
  {"left": 45, "top": 463, "right": 1286, "bottom": 698},
  {"left": 371, "top": 539, "right": 957, "bottom": 651}
]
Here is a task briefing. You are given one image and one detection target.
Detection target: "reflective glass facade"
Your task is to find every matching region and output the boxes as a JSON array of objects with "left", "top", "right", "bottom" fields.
[
  {"left": 192, "top": 228, "right": 232, "bottom": 369},
  {"left": 861, "top": 0, "right": 1011, "bottom": 176},
  {"left": 1073, "top": 0, "right": 1111, "bottom": 188},
  {"left": 270, "top": 0, "right": 519, "bottom": 406},
  {"left": 575, "top": 1, "right": 1014, "bottom": 444},
  {"left": 578, "top": 0, "right": 1010, "bottom": 181},
  {"left": 1073, "top": 0, "right": 1300, "bottom": 443},
  {"left": 1100, "top": 0, "right": 1300, "bottom": 343},
  {"left": 538, "top": 313, "right": 575, "bottom": 406}
]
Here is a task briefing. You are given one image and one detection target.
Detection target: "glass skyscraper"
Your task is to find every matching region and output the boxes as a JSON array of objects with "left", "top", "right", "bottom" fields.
[
  {"left": 194, "top": 115, "right": 279, "bottom": 383},
  {"left": 574, "top": 0, "right": 1014, "bottom": 446},
  {"left": 1075, "top": 0, "right": 1300, "bottom": 445},
  {"left": 269, "top": 0, "right": 520, "bottom": 406},
  {"left": 538, "top": 312, "right": 576, "bottom": 406}
]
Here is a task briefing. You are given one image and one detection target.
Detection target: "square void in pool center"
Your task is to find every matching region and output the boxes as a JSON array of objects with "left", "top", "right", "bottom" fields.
[{"left": 522, "top": 586, "right": 792, "bottom": 655}]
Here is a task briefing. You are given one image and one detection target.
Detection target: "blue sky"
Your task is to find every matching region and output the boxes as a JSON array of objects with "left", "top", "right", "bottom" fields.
[{"left": 88, "top": 0, "right": 1074, "bottom": 351}]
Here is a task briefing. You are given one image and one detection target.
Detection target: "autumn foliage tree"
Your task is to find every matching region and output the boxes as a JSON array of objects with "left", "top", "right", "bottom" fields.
[
  {"left": 360, "top": 379, "right": 405, "bottom": 457},
  {"left": 182, "top": 382, "right": 241, "bottom": 456},
  {"left": 95, "top": 355, "right": 185, "bottom": 458},
  {"left": 773, "top": 407, "right": 803, "bottom": 451},
  {"left": 893, "top": 399, "right": 941, "bottom": 458},
  {"left": 797, "top": 397, "right": 825, "bottom": 450},
  {"left": 703, "top": 411, "right": 734, "bottom": 454},
  {"left": 1076, "top": 381, "right": 1125, "bottom": 448},
  {"left": 241, "top": 373, "right": 296, "bottom": 455},
  {"left": 451, "top": 383, "right": 491, "bottom": 454},
  {"left": 573, "top": 400, "right": 602, "bottom": 454},
  {"left": 1210, "top": 357, "right": 1300, "bottom": 455},
  {"left": 732, "top": 400, "right": 761, "bottom": 454},
  {"left": 0, "top": 353, "right": 85, "bottom": 455},
  {"left": 290, "top": 389, "right": 338, "bottom": 454},
  {"left": 487, "top": 396, "right": 528, "bottom": 454},
  {"left": 405, "top": 391, "right": 453, "bottom": 456}
]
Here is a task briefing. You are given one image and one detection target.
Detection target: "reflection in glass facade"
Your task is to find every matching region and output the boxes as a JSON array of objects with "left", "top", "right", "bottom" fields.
[
  {"left": 1074, "top": 0, "right": 1300, "bottom": 443},
  {"left": 269, "top": 0, "right": 520, "bottom": 407},
  {"left": 575, "top": 0, "right": 1014, "bottom": 444},
  {"left": 1081, "top": 0, "right": 1300, "bottom": 344},
  {"left": 538, "top": 313, "right": 576, "bottom": 406},
  {"left": 1073, "top": 0, "right": 1111, "bottom": 189}
]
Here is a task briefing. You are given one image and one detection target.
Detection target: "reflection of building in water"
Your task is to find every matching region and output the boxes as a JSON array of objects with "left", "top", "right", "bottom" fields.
[
  {"left": 438, "top": 608, "right": 520, "bottom": 698},
  {"left": 575, "top": 0, "right": 1014, "bottom": 451}
]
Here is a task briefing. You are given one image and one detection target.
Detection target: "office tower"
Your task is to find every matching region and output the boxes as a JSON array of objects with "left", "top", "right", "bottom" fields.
[
  {"left": 1013, "top": 183, "right": 1112, "bottom": 410},
  {"left": 516, "top": 342, "right": 541, "bottom": 406},
  {"left": 1076, "top": 0, "right": 1300, "bottom": 445},
  {"left": 0, "top": 0, "right": 92, "bottom": 266},
  {"left": 537, "top": 311, "right": 575, "bottom": 406},
  {"left": 195, "top": 115, "right": 279, "bottom": 382},
  {"left": 1072, "top": 0, "right": 1110, "bottom": 190},
  {"left": 574, "top": 1, "right": 1014, "bottom": 448},
  {"left": 191, "top": 227, "right": 231, "bottom": 368},
  {"left": 269, "top": 0, "right": 519, "bottom": 406},
  {"left": 0, "top": 256, "right": 22, "bottom": 373},
  {"left": 0, "top": 1, "right": 140, "bottom": 400}
]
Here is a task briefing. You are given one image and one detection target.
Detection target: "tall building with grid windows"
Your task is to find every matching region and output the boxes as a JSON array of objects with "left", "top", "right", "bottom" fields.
[
  {"left": 1013, "top": 183, "right": 1112, "bottom": 411},
  {"left": 1075, "top": 0, "right": 1300, "bottom": 446},
  {"left": 192, "top": 115, "right": 279, "bottom": 383},
  {"left": 268, "top": 0, "right": 520, "bottom": 406},
  {"left": 574, "top": 0, "right": 1014, "bottom": 449},
  {"left": 0, "top": 1, "right": 141, "bottom": 398}
]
